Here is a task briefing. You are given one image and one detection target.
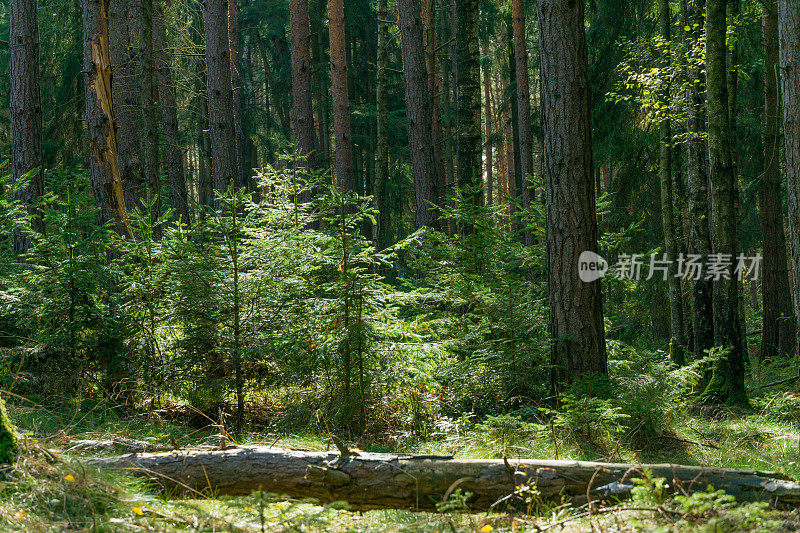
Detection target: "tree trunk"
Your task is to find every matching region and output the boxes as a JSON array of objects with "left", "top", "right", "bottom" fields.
[
  {"left": 482, "top": 43, "right": 493, "bottom": 207},
  {"left": 108, "top": 0, "right": 141, "bottom": 212},
  {"left": 760, "top": 0, "right": 795, "bottom": 360},
  {"left": 228, "top": 0, "right": 246, "bottom": 187},
  {"left": 704, "top": 0, "right": 747, "bottom": 407},
  {"left": 83, "top": 0, "right": 132, "bottom": 237},
  {"left": 512, "top": 0, "right": 533, "bottom": 245},
  {"left": 422, "top": 0, "right": 445, "bottom": 212},
  {"left": 659, "top": 0, "right": 685, "bottom": 365},
  {"left": 399, "top": 0, "right": 438, "bottom": 230},
  {"left": 455, "top": 0, "right": 483, "bottom": 215},
  {"left": 684, "top": 0, "right": 714, "bottom": 357},
  {"left": 290, "top": 0, "right": 318, "bottom": 171},
  {"left": 204, "top": 0, "right": 237, "bottom": 202},
  {"left": 93, "top": 447, "right": 800, "bottom": 509},
  {"left": 132, "top": 0, "right": 161, "bottom": 220},
  {"left": 538, "top": 0, "right": 607, "bottom": 389},
  {"left": 10, "top": 0, "right": 44, "bottom": 258},
  {"left": 506, "top": 17, "right": 522, "bottom": 236},
  {"left": 153, "top": 5, "right": 189, "bottom": 223},
  {"left": 778, "top": 0, "right": 800, "bottom": 360},
  {"left": 375, "top": 0, "right": 389, "bottom": 248},
  {"left": 328, "top": 0, "right": 354, "bottom": 192}
]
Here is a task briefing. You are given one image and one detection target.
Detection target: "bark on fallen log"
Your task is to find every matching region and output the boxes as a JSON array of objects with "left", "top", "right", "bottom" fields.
[{"left": 89, "top": 446, "right": 800, "bottom": 511}]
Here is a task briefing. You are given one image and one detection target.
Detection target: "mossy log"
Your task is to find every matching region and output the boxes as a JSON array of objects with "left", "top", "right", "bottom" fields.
[
  {"left": 0, "top": 397, "right": 19, "bottom": 465},
  {"left": 89, "top": 446, "right": 800, "bottom": 511}
]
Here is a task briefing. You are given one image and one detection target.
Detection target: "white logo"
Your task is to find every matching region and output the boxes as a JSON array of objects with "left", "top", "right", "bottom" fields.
[{"left": 578, "top": 251, "right": 608, "bottom": 282}]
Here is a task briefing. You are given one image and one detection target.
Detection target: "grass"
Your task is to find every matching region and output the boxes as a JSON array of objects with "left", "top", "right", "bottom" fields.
[{"left": 2, "top": 386, "right": 800, "bottom": 532}]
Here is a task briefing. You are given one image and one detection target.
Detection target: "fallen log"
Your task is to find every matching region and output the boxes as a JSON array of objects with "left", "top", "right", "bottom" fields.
[{"left": 89, "top": 446, "right": 800, "bottom": 511}]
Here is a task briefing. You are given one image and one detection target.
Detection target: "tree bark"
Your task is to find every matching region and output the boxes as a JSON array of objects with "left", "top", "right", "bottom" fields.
[
  {"left": 684, "top": 0, "right": 714, "bottom": 356},
  {"left": 399, "top": 0, "right": 438, "bottom": 230},
  {"left": 422, "top": 0, "right": 446, "bottom": 212},
  {"left": 704, "top": 0, "right": 747, "bottom": 406},
  {"left": 204, "top": 0, "right": 237, "bottom": 202},
  {"left": 291, "top": 0, "right": 318, "bottom": 171},
  {"left": 512, "top": 0, "right": 533, "bottom": 245},
  {"left": 778, "top": 0, "right": 800, "bottom": 360},
  {"left": 482, "top": 43, "right": 493, "bottom": 207},
  {"left": 328, "top": 0, "right": 354, "bottom": 192},
  {"left": 375, "top": 0, "right": 389, "bottom": 248},
  {"left": 228, "top": 0, "right": 246, "bottom": 187},
  {"left": 83, "top": 0, "right": 132, "bottom": 237},
  {"left": 93, "top": 447, "right": 800, "bottom": 509},
  {"left": 10, "top": 0, "right": 44, "bottom": 258},
  {"left": 153, "top": 5, "right": 189, "bottom": 223},
  {"left": 455, "top": 0, "right": 483, "bottom": 215},
  {"left": 537, "top": 0, "right": 607, "bottom": 389},
  {"left": 760, "top": 0, "right": 795, "bottom": 360},
  {"left": 659, "top": 0, "right": 685, "bottom": 365}
]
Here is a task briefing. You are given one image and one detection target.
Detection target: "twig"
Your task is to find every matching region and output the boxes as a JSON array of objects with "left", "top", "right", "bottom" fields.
[{"left": 748, "top": 375, "right": 799, "bottom": 391}]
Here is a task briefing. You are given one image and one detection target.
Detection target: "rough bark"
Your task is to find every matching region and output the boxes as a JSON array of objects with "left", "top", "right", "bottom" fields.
[
  {"left": 537, "top": 0, "right": 607, "bottom": 389},
  {"left": 659, "top": 0, "right": 685, "bottom": 365},
  {"left": 204, "top": 0, "right": 237, "bottom": 201},
  {"left": 399, "top": 0, "right": 438, "bottom": 230},
  {"left": 228, "top": 0, "right": 246, "bottom": 187},
  {"left": 93, "top": 447, "right": 800, "bottom": 509},
  {"left": 153, "top": 6, "right": 189, "bottom": 223},
  {"left": 506, "top": 17, "right": 522, "bottom": 235},
  {"left": 83, "top": 0, "right": 132, "bottom": 237},
  {"left": 778, "top": 0, "right": 800, "bottom": 360},
  {"left": 512, "top": 0, "right": 533, "bottom": 245},
  {"left": 482, "top": 43, "right": 493, "bottom": 207},
  {"left": 704, "top": 0, "right": 747, "bottom": 406},
  {"left": 455, "top": 0, "right": 483, "bottom": 214},
  {"left": 131, "top": 0, "right": 161, "bottom": 214},
  {"left": 328, "top": 0, "right": 354, "bottom": 192},
  {"left": 375, "top": 0, "right": 389, "bottom": 248},
  {"left": 422, "top": 0, "right": 446, "bottom": 211},
  {"left": 108, "top": 0, "right": 141, "bottom": 212},
  {"left": 684, "top": 0, "right": 714, "bottom": 356},
  {"left": 10, "top": 0, "right": 44, "bottom": 257},
  {"left": 291, "top": 0, "right": 318, "bottom": 170},
  {"left": 760, "top": 0, "right": 795, "bottom": 360}
]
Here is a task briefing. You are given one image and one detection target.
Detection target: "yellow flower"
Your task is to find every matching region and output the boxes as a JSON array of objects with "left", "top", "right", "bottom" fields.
[
  {"left": 480, "top": 525, "right": 494, "bottom": 533},
  {"left": 64, "top": 474, "right": 75, "bottom": 482},
  {"left": 132, "top": 507, "right": 144, "bottom": 516}
]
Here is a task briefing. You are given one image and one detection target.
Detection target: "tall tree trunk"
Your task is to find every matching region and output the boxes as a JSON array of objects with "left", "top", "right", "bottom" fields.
[
  {"left": 512, "top": 0, "right": 533, "bottom": 244},
  {"left": 399, "top": 0, "right": 438, "bottom": 230},
  {"left": 537, "top": 0, "right": 606, "bottom": 389},
  {"left": 228, "top": 0, "right": 246, "bottom": 187},
  {"left": 153, "top": 5, "right": 189, "bottom": 223},
  {"left": 685, "top": 0, "right": 714, "bottom": 356},
  {"left": 10, "top": 0, "right": 44, "bottom": 258},
  {"left": 132, "top": 0, "right": 161, "bottom": 217},
  {"left": 290, "top": 0, "right": 318, "bottom": 171},
  {"left": 328, "top": 0, "right": 354, "bottom": 192},
  {"left": 422, "top": 0, "right": 445, "bottom": 211},
  {"left": 659, "top": 0, "right": 685, "bottom": 364},
  {"left": 482, "top": 43, "right": 493, "bottom": 207},
  {"left": 108, "top": 0, "right": 140, "bottom": 212},
  {"left": 778, "top": 0, "right": 800, "bottom": 360},
  {"left": 760, "top": 0, "right": 795, "bottom": 359},
  {"left": 311, "top": 0, "right": 329, "bottom": 169},
  {"left": 506, "top": 17, "right": 522, "bottom": 235},
  {"left": 455, "top": 0, "right": 483, "bottom": 216},
  {"left": 83, "top": 0, "right": 132, "bottom": 237},
  {"left": 204, "top": 0, "right": 237, "bottom": 202},
  {"left": 440, "top": 4, "right": 454, "bottom": 230},
  {"left": 704, "top": 0, "right": 747, "bottom": 406},
  {"left": 375, "top": 0, "right": 390, "bottom": 249}
]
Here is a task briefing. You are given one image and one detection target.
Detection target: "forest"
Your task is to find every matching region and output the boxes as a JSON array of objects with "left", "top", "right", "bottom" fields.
[{"left": 1, "top": 0, "right": 800, "bottom": 529}]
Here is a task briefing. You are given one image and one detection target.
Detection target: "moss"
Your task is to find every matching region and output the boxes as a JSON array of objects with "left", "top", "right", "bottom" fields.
[{"left": 0, "top": 396, "right": 19, "bottom": 464}]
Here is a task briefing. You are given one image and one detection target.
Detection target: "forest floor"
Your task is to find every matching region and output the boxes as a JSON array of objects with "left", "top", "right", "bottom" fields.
[{"left": 2, "top": 394, "right": 800, "bottom": 532}]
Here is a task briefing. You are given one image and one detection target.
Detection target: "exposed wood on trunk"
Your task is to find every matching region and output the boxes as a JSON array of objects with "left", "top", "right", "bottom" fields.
[
  {"left": 93, "top": 447, "right": 800, "bottom": 510},
  {"left": 10, "top": 0, "right": 44, "bottom": 257},
  {"left": 83, "top": 0, "right": 132, "bottom": 237}
]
